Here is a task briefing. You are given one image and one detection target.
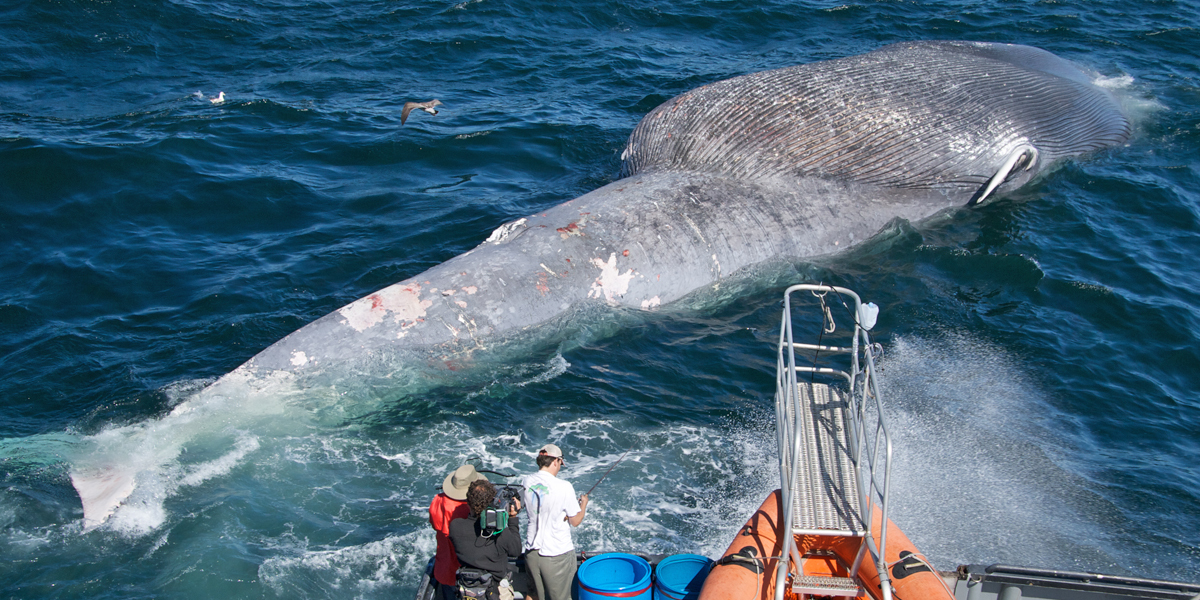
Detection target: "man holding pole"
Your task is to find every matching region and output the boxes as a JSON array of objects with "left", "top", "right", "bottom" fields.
[{"left": 521, "top": 444, "right": 588, "bottom": 600}]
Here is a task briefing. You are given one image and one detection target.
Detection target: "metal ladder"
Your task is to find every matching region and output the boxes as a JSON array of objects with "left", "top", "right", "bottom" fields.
[{"left": 773, "top": 285, "right": 893, "bottom": 600}]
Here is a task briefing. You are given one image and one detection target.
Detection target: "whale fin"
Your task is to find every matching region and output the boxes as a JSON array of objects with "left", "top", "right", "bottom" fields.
[
  {"left": 71, "top": 468, "right": 136, "bottom": 531},
  {"left": 972, "top": 144, "right": 1039, "bottom": 205}
]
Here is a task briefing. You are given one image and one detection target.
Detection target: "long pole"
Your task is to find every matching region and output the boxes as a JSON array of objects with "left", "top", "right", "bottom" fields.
[{"left": 584, "top": 448, "right": 631, "bottom": 497}]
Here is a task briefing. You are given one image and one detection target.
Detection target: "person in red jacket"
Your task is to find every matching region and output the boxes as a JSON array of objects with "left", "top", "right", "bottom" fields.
[{"left": 430, "top": 464, "right": 488, "bottom": 600}]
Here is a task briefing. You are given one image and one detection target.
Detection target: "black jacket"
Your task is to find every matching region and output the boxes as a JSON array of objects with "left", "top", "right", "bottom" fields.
[{"left": 448, "top": 514, "right": 522, "bottom": 579}]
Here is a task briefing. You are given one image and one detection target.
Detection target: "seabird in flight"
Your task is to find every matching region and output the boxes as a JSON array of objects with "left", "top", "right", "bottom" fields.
[{"left": 401, "top": 99, "right": 441, "bottom": 125}]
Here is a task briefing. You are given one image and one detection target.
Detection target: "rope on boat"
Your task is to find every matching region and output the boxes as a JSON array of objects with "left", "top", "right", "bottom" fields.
[{"left": 886, "top": 551, "right": 957, "bottom": 598}]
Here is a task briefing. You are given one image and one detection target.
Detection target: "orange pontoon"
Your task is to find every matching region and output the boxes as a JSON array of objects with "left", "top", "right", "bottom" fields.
[{"left": 699, "top": 284, "right": 952, "bottom": 600}]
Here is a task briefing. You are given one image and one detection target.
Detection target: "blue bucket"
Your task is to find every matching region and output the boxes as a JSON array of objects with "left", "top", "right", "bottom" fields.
[
  {"left": 653, "top": 554, "right": 715, "bottom": 600},
  {"left": 577, "top": 553, "right": 653, "bottom": 600}
]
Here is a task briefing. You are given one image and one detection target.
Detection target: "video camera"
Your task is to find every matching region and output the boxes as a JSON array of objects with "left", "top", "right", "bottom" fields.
[
  {"left": 494, "top": 483, "right": 522, "bottom": 511},
  {"left": 480, "top": 483, "right": 523, "bottom": 537}
]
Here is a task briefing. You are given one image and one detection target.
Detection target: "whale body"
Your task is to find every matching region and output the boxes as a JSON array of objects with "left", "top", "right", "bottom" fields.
[
  {"left": 70, "top": 40, "right": 1129, "bottom": 529},
  {"left": 235, "top": 41, "right": 1129, "bottom": 383}
]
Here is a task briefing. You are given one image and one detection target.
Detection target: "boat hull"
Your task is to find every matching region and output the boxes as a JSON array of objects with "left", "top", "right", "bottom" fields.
[{"left": 699, "top": 490, "right": 954, "bottom": 600}]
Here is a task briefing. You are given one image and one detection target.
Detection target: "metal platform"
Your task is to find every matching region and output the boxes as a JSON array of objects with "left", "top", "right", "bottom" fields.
[
  {"left": 793, "top": 574, "right": 863, "bottom": 597},
  {"left": 773, "top": 284, "right": 894, "bottom": 600},
  {"left": 782, "top": 382, "right": 864, "bottom": 537}
]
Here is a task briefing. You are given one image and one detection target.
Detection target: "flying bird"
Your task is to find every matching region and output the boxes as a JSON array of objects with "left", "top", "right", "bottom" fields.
[{"left": 401, "top": 99, "right": 441, "bottom": 125}]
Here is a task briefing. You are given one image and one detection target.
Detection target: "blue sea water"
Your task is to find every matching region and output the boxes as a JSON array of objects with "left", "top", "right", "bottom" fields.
[{"left": 2, "top": 0, "right": 1199, "bottom": 597}]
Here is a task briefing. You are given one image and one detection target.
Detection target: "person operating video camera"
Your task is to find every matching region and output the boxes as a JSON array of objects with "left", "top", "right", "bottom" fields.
[{"left": 448, "top": 479, "right": 523, "bottom": 600}]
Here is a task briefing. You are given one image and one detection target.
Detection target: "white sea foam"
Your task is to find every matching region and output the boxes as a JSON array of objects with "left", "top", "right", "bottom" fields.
[
  {"left": 0, "top": 515, "right": 56, "bottom": 552},
  {"left": 544, "top": 418, "right": 615, "bottom": 447},
  {"left": 1094, "top": 74, "right": 1134, "bottom": 89},
  {"left": 259, "top": 532, "right": 431, "bottom": 598},
  {"left": 377, "top": 452, "right": 412, "bottom": 465},
  {"left": 179, "top": 435, "right": 260, "bottom": 487},
  {"left": 877, "top": 333, "right": 1119, "bottom": 571},
  {"left": 1088, "top": 71, "right": 1166, "bottom": 132},
  {"left": 517, "top": 353, "right": 570, "bottom": 387},
  {"left": 142, "top": 530, "right": 171, "bottom": 559},
  {"left": 68, "top": 368, "right": 311, "bottom": 534},
  {"left": 104, "top": 432, "right": 261, "bottom": 536},
  {"left": 466, "top": 353, "right": 573, "bottom": 400}
]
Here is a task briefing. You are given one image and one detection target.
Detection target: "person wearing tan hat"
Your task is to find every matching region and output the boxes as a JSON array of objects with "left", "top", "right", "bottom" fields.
[
  {"left": 429, "top": 464, "right": 488, "bottom": 600},
  {"left": 520, "top": 444, "right": 588, "bottom": 600}
]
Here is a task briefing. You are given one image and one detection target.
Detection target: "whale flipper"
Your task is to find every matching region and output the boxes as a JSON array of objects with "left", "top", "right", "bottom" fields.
[
  {"left": 973, "top": 144, "right": 1039, "bottom": 206},
  {"left": 71, "top": 468, "right": 136, "bottom": 531}
]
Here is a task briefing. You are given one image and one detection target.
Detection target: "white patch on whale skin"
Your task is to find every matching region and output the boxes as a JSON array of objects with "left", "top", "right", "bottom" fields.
[
  {"left": 337, "top": 283, "right": 433, "bottom": 332},
  {"left": 588, "top": 253, "right": 635, "bottom": 304},
  {"left": 485, "top": 218, "right": 527, "bottom": 244},
  {"left": 641, "top": 296, "right": 662, "bottom": 310},
  {"left": 289, "top": 351, "right": 309, "bottom": 367}
]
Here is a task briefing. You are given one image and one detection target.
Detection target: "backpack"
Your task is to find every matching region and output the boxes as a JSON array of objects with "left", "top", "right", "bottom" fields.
[{"left": 455, "top": 567, "right": 499, "bottom": 600}]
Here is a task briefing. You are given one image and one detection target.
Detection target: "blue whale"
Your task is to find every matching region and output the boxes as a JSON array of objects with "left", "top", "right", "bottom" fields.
[
  {"left": 71, "top": 41, "right": 1129, "bottom": 529},
  {"left": 234, "top": 41, "right": 1128, "bottom": 385}
]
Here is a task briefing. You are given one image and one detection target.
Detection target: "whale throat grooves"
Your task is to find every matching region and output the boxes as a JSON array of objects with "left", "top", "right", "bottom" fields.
[{"left": 619, "top": 40, "right": 1130, "bottom": 193}]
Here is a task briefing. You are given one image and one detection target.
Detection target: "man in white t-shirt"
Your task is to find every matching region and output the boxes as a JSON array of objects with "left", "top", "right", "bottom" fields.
[{"left": 521, "top": 443, "right": 588, "bottom": 600}]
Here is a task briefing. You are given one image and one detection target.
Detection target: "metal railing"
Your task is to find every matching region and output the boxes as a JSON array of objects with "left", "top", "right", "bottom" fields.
[{"left": 773, "top": 284, "right": 893, "bottom": 600}]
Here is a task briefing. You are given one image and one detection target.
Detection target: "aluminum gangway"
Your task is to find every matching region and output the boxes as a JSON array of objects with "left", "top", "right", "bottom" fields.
[{"left": 773, "top": 285, "right": 893, "bottom": 600}]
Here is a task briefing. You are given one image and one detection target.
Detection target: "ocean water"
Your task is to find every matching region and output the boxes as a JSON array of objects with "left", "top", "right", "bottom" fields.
[{"left": 2, "top": 0, "right": 1199, "bottom": 597}]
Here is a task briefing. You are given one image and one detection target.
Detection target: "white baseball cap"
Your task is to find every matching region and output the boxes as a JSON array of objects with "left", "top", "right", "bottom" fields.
[{"left": 539, "top": 443, "right": 565, "bottom": 463}]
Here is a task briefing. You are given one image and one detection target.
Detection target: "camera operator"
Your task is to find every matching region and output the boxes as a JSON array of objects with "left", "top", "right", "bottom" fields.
[{"left": 448, "top": 479, "right": 523, "bottom": 600}]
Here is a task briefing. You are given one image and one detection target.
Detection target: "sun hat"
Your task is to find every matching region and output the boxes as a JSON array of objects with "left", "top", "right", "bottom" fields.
[
  {"left": 539, "top": 443, "right": 565, "bottom": 463},
  {"left": 443, "top": 464, "right": 487, "bottom": 500}
]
